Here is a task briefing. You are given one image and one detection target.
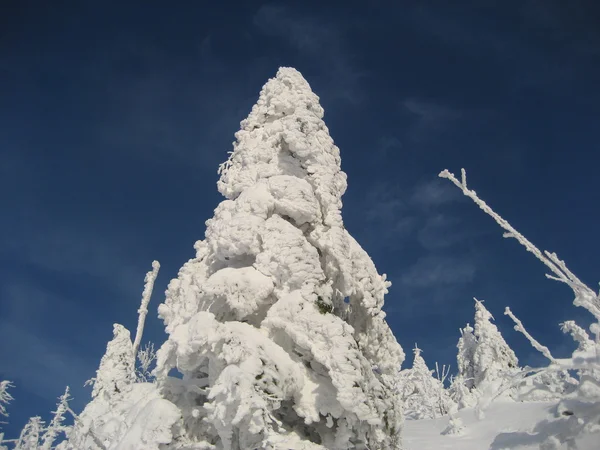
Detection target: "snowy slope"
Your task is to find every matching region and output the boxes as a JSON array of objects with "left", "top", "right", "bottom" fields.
[{"left": 404, "top": 400, "right": 599, "bottom": 450}]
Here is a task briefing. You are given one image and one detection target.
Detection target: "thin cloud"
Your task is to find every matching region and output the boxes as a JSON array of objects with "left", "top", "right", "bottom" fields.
[
  {"left": 402, "top": 98, "right": 464, "bottom": 144},
  {"left": 417, "top": 213, "right": 468, "bottom": 250},
  {"left": 400, "top": 255, "right": 476, "bottom": 288},
  {"left": 410, "top": 178, "right": 460, "bottom": 209}
]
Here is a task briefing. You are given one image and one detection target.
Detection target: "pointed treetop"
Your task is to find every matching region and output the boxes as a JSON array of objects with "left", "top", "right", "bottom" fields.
[
  {"left": 218, "top": 66, "right": 347, "bottom": 228},
  {"left": 92, "top": 323, "right": 135, "bottom": 401},
  {"left": 474, "top": 297, "right": 494, "bottom": 321}
]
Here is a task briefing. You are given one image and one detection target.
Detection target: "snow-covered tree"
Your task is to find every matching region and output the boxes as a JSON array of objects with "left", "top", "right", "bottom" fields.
[
  {"left": 154, "top": 67, "right": 405, "bottom": 449},
  {"left": 472, "top": 298, "right": 519, "bottom": 394},
  {"left": 91, "top": 324, "right": 136, "bottom": 403},
  {"left": 0, "top": 381, "right": 13, "bottom": 450},
  {"left": 456, "top": 323, "right": 476, "bottom": 390},
  {"left": 15, "top": 416, "right": 44, "bottom": 450},
  {"left": 448, "top": 374, "right": 476, "bottom": 410},
  {"left": 40, "top": 387, "right": 72, "bottom": 450},
  {"left": 398, "top": 346, "right": 455, "bottom": 420}
]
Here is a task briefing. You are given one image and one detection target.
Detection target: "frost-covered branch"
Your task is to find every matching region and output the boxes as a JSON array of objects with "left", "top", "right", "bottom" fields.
[
  {"left": 0, "top": 381, "right": 13, "bottom": 419},
  {"left": 132, "top": 260, "right": 160, "bottom": 358},
  {"left": 435, "top": 362, "right": 451, "bottom": 385},
  {"left": 136, "top": 342, "right": 157, "bottom": 382},
  {"left": 440, "top": 168, "right": 600, "bottom": 321},
  {"left": 504, "top": 307, "right": 556, "bottom": 363},
  {"left": 560, "top": 321, "right": 595, "bottom": 352}
]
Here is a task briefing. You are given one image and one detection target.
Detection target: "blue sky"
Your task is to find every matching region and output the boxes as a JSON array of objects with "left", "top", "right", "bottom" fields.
[{"left": 2, "top": 0, "right": 600, "bottom": 436}]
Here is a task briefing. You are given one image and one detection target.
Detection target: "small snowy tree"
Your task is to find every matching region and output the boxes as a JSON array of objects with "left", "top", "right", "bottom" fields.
[
  {"left": 15, "top": 416, "right": 44, "bottom": 450},
  {"left": 154, "top": 67, "right": 405, "bottom": 449},
  {"left": 398, "top": 347, "right": 455, "bottom": 420},
  {"left": 471, "top": 298, "right": 519, "bottom": 397},
  {"left": 456, "top": 323, "right": 477, "bottom": 390},
  {"left": 91, "top": 323, "right": 135, "bottom": 403},
  {"left": 40, "top": 387, "right": 72, "bottom": 450},
  {"left": 0, "top": 381, "right": 14, "bottom": 449}
]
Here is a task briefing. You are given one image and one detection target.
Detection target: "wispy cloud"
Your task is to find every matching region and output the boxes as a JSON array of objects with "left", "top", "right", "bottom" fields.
[
  {"left": 400, "top": 255, "right": 476, "bottom": 288},
  {"left": 253, "top": 4, "right": 365, "bottom": 103},
  {"left": 402, "top": 98, "right": 464, "bottom": 144},
  {"left": 410, "top": 178, "right": 461, "bottom": 209}
]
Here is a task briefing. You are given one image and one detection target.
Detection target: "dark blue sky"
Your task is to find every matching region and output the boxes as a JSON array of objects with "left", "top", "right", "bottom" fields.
[{"left": 2, "top": 0, "right": 599, "bottom": 436}]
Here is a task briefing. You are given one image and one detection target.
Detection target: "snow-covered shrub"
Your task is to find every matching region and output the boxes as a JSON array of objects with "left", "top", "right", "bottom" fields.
[
  {"left": 398, "top": 347, "right": 456, "bottom": 420},
  {"left": 440, "top": 168, "right": 600, "bottom": 448},
  {"left": 154, "top": 67, "right": 405, "bottom": 449}
]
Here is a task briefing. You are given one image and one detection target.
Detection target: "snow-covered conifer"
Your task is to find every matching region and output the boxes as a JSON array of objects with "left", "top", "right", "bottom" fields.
[
  {"left": 471, "top": 299, "right": 519, "bottom": 395},
  {"left": 40, "top": 387, "right": 71, "bottom": 450},
  {"left": 15, "top": 416, "right": 44, "bottom": 450},
  {"left": 398, "top": 346, "right": 455, "bottom": 420},
  {"left": 92, "top": 324, "right": 135, "bottom": 403},
  {"left": 456, "top": 323, "right": 477, "bottom": 390},
  {"left": 448, "top": 374, "right": 476, "bottom": 410},
  {"left": 154, "top": 67, "right": 405, "bottom": 449}
]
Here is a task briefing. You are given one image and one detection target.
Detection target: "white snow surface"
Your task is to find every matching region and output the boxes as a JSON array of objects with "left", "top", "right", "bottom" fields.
[
  {"left": 404, "top": 400, "right": 599, "bottom": 450},
  {"left": 155, "top": 67, "right": 405, "bottom": 449}
]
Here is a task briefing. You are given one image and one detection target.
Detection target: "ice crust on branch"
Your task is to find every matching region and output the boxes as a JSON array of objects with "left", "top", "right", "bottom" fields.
[{"left": 156, "top": 67, "right": 405, "bottom": 449}]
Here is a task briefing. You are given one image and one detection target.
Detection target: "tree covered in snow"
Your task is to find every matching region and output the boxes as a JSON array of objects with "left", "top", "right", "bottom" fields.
[
  {"left": 471, "top": 299, "right": 519, "bottom": 395},
  {"left": 91, "top": 324, "right": 136, "bottom": 403},
  {"left": 450, "top": 300, "right": 519, "bottom": 411},
  {"left": 15, "top": 416, "right": 44, "bottom": 450},
  {"left": 398, "top": 346, "right": 455, "bottom": 420},
  {"left": 456, "top": 323, "right": 476, "bottom": 390},
  {"left": 154, "top": 67, "right": 405, "bottom": 449},
  {"left": 450, "top": 322, "right": 478, "bottom": 408},
  {"left": 0, "top": 381, "right": 13, "bottom": 449},
  {"left": 39, "top": 387, "right": 72, "bottom": 450}
]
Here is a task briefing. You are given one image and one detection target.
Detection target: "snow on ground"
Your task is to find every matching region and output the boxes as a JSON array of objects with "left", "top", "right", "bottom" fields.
[{"left": 404, "top": 400, "right": 598, "bottom": 450}]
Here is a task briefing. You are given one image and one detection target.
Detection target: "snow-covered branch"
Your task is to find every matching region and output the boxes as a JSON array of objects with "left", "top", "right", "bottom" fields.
[
  {"left": 0, "top": 381, "right": 13, "bottom": 419},
  {"left": 439, "top": 168, "right": 600, "bottom": 321},
  {"left": 560, "top": 320, "right": 595, "bottom": 352},
  {"left": 132, "top": 260, "right": 160, "bottom": 358},
  {"left": 136, "top": 342, "right": 157, "bottom": 382},
  {"left": 504, "top": 307, "right": 556, "bottom": 363}
]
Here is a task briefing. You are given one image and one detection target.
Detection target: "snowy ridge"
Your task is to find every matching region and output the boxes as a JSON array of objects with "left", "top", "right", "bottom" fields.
[{"left": 155, "top": 67, "right": 404, "bottom": 449}]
